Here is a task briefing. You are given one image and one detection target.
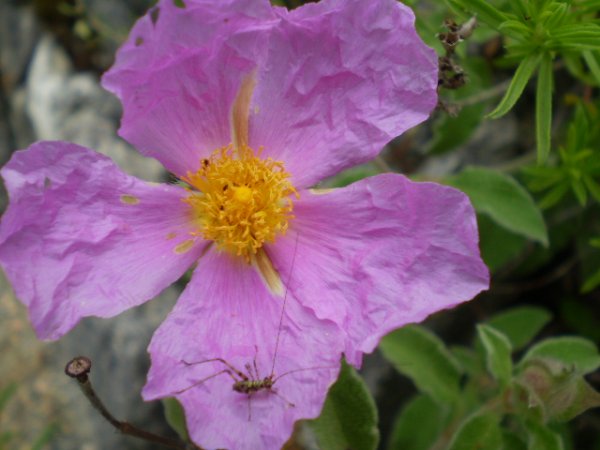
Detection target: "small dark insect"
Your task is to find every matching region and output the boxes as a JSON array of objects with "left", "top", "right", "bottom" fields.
[
  {"left": 175, "top": 348, "right": 298, "bottom": 420},
  {"left": 176, "top": 235, "right": 337, "bottom": 420}
]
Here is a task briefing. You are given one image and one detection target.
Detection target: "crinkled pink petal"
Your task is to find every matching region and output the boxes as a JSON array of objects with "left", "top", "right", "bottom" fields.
[
  {"left": 103, "top": 0, "right": 437, "bottom": 187},
  {"left": 0, "top": 142, "right": 206, "bottom": 340},
  {"left": 101, "top": 0, "right": 276, "bottom": 177},
  {"left": 250, "top": 0, "right": 438, "bottom": 188},
  {"left": 144, "top": 249, "right": 344, "bottom": 450},
  {"left": 268, "top": 174, "right": 489, "bottom": 364}
]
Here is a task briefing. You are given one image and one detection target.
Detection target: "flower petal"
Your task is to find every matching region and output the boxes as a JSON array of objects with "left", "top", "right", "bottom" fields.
[
  {"left": 101, "top": 0, "right": 276, "bottom": 177},
  {"left": 0, "top": 142, "right": 206, "bottom": 340},
  {"left": 249, "top": 0, "right": 438, "bottom": 188},
  {"left": 144, "top": 249, "right": 344, "bottom": 450},
  {"left": 269, "top": 174, "right": 490, "bottom": 364}
]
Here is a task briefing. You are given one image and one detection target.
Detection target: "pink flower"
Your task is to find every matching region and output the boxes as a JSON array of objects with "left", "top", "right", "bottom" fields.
[{"left": 0, "top": 0, "right": 489, "bottom": 449}]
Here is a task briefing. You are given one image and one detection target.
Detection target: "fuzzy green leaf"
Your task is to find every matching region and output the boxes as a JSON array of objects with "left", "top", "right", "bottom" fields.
[
  {"left": 447, "top": 413, "right": 503, "bottom": 450},
  {"left": 380, "top": 325, "right": 462, "bottom": 404},
  {"left": 487, "top": 306, "right": 551, "bottom": 350},
  {"left": 522, "top": 337, "right": 600, "bottom": 374},
  {"left": 310, "top": 361, "right": 379, "bottom": 450},
  {"left": 387, "top": 395, "right": 448, "bottom": 450},
  {"left": 162, "top": 398, "right": 189, "bottom": 441},
  {"left": 477, "top": 325, "right": 513, "bottom": 385},
  {"left": 446, "top": 167, "right": 548, "bottom": 245},
  {"left": 525, "top": 421, "right": 564, "bottom": 450}
]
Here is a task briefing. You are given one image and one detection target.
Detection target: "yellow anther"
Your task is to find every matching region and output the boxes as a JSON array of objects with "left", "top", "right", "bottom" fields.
[{"left": 182, "top": 145, "right": 297, "bottom": 261}]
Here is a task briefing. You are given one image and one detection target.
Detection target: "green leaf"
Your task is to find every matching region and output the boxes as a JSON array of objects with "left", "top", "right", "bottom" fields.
[
  {"left": 477, "top": 324, "right": 513, "bottom": 385},
  {"left": 446, "top": 167, "right": 548, "bottom": 245},
  {"left": 329, "top": 164, "right": 379, "bottom": 188},
  {"left": 571, "top": 178, "right": 588, "bottom": 205},
  {"left": 536, "top": 53, "right": 553, "bottom": 163},
  {"left": 309, "top": 361, "right": 379, "bottom": 450},
  {"left": 519, "top": 359, "right": 600, "bottom": 422},
  {"left": 487, "top": 306, "right": 552, "bottom": 350},
  {"left": 525, "top": 421, "right": 564, "bottom": 450},
  {"left": 31, "top": 424, "right": 59, "bottom": 450},
  {"left": 162, "top": 398, "right": 189, "bottom": 441},
  {"left": 488, "top": 53, "right": 542, "bottom": 119},
  {"left": 448, "top": 0, "right": 509, "bottom": 29},
  {"left": 428, "top": 103, "right": 487, "bottom": 155},
  {"left": 0, "top": 383, "right": 17, "bottom": 412},
  {"left": 521, "top": 337, "right": 600, "bottom": 374},
  {"left": 379, "top": 325, "right": 462, "bottom": 404},
  {"left": 478, "top": 214, "right": 528, "bottom": 271},
  {"left": 447, "top": 413, "right": 503, "bottom": 450},
  {"left": 538, "top": 182, "right": 570, "bottom": 209},
  {"left": 542, "top": 2, "right": 568, "bottom": 29},
  {"left": 560, "top": 298, "right": 600, "bottom": 341},
  {"left": 387, "top": 394, "right": 448, "bottom": 450},
  {"left": 583, "top": 175, "right": 600, "bottom": 203},
  {"left": 451, "top": 345, "right": 486, "bottom": 376},
  {"left": 507, "top": 0, "right": 530, "bottom": 19},
  {"left": 582, "top": 50, "right": 600, "bottom": 86},
  {"left": 498, "top": 20, "right": 532, "bottom": 41},
  {"left": 582, "top": 267, "right": 600, "bottom": 293}
]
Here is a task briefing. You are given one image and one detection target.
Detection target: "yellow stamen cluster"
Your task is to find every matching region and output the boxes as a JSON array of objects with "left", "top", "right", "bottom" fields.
[{"left": 183, "top": 145, "right": 297, "bottom": 261}]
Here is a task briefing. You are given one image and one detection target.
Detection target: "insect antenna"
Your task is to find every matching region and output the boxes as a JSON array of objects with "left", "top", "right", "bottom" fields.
[
  {"left": 272, "top": 364, "right": 339, "bottom": 383},
  {"left": 270, "top": 232, "right": 300, "bottom": 376},
  {"left": 183, "top": 357, "right": 247, "bottom": 380}
]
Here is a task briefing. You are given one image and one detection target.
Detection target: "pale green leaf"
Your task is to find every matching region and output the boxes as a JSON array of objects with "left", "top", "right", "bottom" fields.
[
  {"left": 309, "top": 361, "right": 379, "bottom": 450},
  {"left": 446, "top": 167, "right": 548, "bottom": 245},
  {"left": 380, "top": 325, "right": 462, "bottom": 404},
  {"left": 477, "top": 325, "right": 513, "bottom": 385}
]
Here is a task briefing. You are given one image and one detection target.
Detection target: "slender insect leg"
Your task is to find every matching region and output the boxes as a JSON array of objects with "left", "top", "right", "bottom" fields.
[
  {"left": 270, "top": 388, "right": 295, "bottom": 408},
  {"left": 183, "top": 357, "right": 248, "bottom": 381},
  {"left": 252, "top": 345, "right": 261, "bottom": 379},
  {"left": 247, "top": 394, "right": 253, "bottom": 422},
  {"left": 174, "top": 369, "right": 238, "bottom": 395}
]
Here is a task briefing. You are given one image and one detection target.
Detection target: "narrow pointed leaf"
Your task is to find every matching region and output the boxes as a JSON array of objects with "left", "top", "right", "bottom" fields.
[
  {"left": 488, "top": 53, "right": 542, "bottom": 119},
  {"left": 449, "top": 0, "right": 509, "bottom": 29},
  {"left": 536, "top": 53, "right": 553, "bottom": 163}
]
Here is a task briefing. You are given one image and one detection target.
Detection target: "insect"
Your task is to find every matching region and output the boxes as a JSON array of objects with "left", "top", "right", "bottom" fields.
[{"left": 176, "top": 234, "right": 330, "bottom": 420}]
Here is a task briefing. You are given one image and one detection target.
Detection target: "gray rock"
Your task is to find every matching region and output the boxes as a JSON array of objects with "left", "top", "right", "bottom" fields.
[
  {"left": 0, "top": 269, "right": 183, "bottom": 450},
  {"left": 0, "top": 2, "right": 40, "bottom": 92},
  {"left": 26, "top": 34, "right": 165, "bottom": 181}
]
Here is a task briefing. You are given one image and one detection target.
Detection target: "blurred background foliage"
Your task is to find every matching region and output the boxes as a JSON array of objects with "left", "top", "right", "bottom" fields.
[{"left": 0, "top": 0, "right": 599, "bottom": 449}]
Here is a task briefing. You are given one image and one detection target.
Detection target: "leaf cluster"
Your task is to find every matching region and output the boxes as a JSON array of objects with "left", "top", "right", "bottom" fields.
[{"left": 448, "top": 0, "right": 600, "bottom": 162}]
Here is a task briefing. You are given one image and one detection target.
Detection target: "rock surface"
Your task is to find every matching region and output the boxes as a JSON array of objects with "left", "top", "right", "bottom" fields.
[{"left": 0, "top": 2, "right": 181, "bottom": 450}]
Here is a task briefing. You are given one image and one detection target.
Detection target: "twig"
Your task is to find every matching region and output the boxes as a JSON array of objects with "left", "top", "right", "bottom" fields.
[
  {"left": 454, "top": 79, "right": 512, "bottom": 108},
  {"left": 491, "top": 256, "right": 578, "bottom": 295},
  {"left": 65, "top": 357, "right": 202, "bottom": 450}
]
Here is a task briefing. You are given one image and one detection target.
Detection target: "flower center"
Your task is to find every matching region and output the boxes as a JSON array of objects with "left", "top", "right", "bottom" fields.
[{"left": 183, "top": 145, "right": 297, "bottom": 261}]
